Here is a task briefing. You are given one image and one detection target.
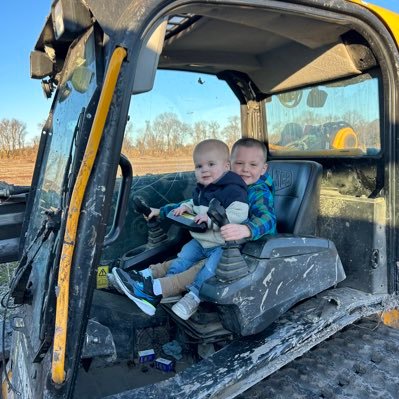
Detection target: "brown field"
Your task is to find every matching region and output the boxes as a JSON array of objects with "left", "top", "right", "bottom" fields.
[
  {"left": 0, "top": 158, "right": 37, "bottom": 186},
  {"left": 0, "top": 155, "right": 194, "bottom": 186}
]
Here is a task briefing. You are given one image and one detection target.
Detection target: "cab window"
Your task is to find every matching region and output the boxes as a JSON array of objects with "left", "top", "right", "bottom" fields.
[
  {"left": 266, "top": 73, "right": 381, "bottom": 157},
  {"left": 124, "top": 70, "right": 241, "bottom": 174},
  {"left": 103, "top": 70, "right": 240, "bottom": 260}
]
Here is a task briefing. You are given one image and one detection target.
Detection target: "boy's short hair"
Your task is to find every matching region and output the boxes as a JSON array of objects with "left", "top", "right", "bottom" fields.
[
  {"left": 231, "top": 138, "right": 267, "bottom": 162},
  {"left": 194, "top": 139, "right": 230, "bottom": 162}
]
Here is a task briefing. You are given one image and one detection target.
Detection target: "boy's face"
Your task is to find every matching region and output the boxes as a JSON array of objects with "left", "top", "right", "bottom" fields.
[
  {"left": 231, "top": 145, "right": 267, "bottom": 185},
  {"left": 194, "top": 148, "right": 230, "bottom": 186}
]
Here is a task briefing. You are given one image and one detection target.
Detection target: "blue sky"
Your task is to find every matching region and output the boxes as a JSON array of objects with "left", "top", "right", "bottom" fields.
[
  {"left": 0, "top": 0, "right": 398, "bottom": 142},
  {"left": 0, "top": 3, "right": 51, "bottom": 141}
]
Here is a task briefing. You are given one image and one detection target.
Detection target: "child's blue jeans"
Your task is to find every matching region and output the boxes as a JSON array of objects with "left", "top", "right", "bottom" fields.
[{"left": 167, "top": 239, "right": 223, "bottom": 297}]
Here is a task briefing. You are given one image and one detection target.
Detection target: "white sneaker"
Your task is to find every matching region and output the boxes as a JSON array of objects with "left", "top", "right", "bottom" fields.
[{"left": 171, "top": 292, "right": 200, "bottom": 320}]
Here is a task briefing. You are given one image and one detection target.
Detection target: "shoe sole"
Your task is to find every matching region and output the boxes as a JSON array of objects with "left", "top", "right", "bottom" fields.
[
  {"left": 112, "top": 269, "right": 156, "bottom": 316},
  {"left": 107, "top": 274, "right": 125, "bottom": 294},
  {"left": 160, "top": 295, "right": 182, "bottom": 304},
  {"left": 171, "top": 302, "right": 196, "bottom": 320}
]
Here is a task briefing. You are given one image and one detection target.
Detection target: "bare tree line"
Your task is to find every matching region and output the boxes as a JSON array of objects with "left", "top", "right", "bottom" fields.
[
  {"left": 1, "top": 110, "right": 380, "bottom": 162},
  {"left": 123, "top": 112, "right": 241, "bottom": 156},
  {"left": 0, "top": 118, "right": 28, "bottom": 157},
  {"left": 1, "top": 112, "right": 241, "bottom": 160}
]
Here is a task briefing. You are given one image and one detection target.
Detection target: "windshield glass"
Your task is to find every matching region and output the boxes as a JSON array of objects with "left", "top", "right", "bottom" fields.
[
  {"left": 28, "top": 29, "right": 98, "bottom": 237},
  {"left": 103, "top": 70, "right": 240, "bottom": 260},
  {"left": 23, "top": 30, "right": 99, "bottom": 350},
  {"left": 266, "top": 73, "right": 381, "bottom": 156},
  {"left": 124, "top": 69, "right": 240, "bottom": 174}
]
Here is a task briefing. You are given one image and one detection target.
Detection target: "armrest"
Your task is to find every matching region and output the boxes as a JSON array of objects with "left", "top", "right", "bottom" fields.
[{"left": 242, "top": 234, "right": 330, "bottom": 259}]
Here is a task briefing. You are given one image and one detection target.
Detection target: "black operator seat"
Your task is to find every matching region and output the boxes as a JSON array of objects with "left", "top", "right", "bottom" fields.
[
  {"left": 201, "top": 160, "right": 346, "bottom": 336},
  {"left": 270, "top": 160, "right": 321, "bottom": 236}
]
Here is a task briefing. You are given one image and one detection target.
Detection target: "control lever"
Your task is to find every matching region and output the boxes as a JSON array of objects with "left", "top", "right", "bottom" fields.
[
  {"left": 133, "top": 196, "right": 167, "bottom": 246},
  {"left": 133, "top": 196, "right": 152, "bottom": 217},
  {"left": 207, "top": 198, "right": 230, "bottom": 227},
  {"left": 166, "top": 211, "right": 207, "bottom": 233},
  {"left": 207, "top": 198, "right": 248, "bottom": 282}
]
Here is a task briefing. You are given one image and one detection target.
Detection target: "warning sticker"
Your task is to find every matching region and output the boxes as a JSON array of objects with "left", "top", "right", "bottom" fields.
[{"left": 97, "top": 265, "right": 109, "bottom": 289}]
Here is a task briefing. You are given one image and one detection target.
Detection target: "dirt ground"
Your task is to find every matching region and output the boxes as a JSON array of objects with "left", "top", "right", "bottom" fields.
[
  {"left": 0, "top": 156, "right": 194, "bottom": 186},
  {"left": 0, "top": 158, "right": 37, "bottom": 186}
]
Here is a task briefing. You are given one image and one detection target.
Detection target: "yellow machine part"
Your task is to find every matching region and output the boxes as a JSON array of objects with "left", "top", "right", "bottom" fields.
[
  {"left": 331, "top": 127, "right": 359, "bottom": 149},
  {"left": 51, "top": 46, "right": 127, "bottom": 385},
  {"left": 1, "top": 367, "right": 13, "bottom": 399},
  {"left": 381, "top": 309, "right": 399, "bottom": 329},
  {"left": 348, "top": 0, "right": 399, "bottom": 47}
]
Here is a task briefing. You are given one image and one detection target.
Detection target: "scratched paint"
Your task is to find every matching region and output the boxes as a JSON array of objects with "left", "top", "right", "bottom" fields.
[
  {"left": 221, "top": 287, "right": 229, "bottom": 297},
  {"left": 262, "top": 268, "right": 275, "bottom": 286},
  {"left": 276, "top": 281, "right": 283, "bottom": 295},
  {"left": 303, "top": 264, "right": 315, "bottom": 278},
  {"left": 334, "top": 255, "right": 338, "bottom": 281},
  {"left": 260, "top": 288, "right": 270, "bottom": 313}
]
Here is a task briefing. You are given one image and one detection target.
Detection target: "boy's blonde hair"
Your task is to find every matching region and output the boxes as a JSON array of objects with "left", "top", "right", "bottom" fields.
[
  {"left": 231, "top": 138, "right": 267, "bottom": 162},
  {"left": 193, "top": 139, "right": 230, "bottom": 162}
]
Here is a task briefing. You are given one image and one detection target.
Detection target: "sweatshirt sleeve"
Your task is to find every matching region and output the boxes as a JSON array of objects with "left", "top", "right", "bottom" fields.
[
  {"left": 243, "top": 185, "right": 277, "bottom": 240},
  {"left": 226, "top": 201, "right": 249, "bottom": 225}
]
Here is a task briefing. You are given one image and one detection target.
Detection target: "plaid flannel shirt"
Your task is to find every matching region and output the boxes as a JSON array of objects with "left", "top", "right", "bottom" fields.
[{"left": 243, "top": 171, "right": 277, "bottom": 240}]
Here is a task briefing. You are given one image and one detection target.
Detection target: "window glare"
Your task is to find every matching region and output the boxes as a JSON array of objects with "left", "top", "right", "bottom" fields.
[{"left": 266, "top": 75, "right": 381, "bottom": 156}]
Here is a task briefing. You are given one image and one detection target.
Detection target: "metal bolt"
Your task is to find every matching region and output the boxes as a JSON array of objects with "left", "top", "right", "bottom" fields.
[{"left": 14, "top": 317, "right": 25, "bottom": 328}]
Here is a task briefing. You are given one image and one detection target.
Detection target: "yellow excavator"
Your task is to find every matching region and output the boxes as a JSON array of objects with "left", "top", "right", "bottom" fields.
[{"left": 1, "top": 0, "right": 399, "bottom": 398}]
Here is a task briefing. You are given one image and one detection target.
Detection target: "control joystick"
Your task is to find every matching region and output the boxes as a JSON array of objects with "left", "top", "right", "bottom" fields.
[
  {"left": 207, "top": 198, "right": 249, "bottom": 282},
  {"left": 133, "top": 196, "right": 167, "bottom": 246}
]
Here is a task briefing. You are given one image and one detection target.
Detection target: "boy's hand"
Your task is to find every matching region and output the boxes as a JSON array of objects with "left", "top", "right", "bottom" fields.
[
  {"left": 220, "top": 224, "right": 251, "bottom": 241},
  {"left": 146, "top": 207, "right": 160, "bottom": 220},
  {"left": 194, "top": 214, "right": 208, "bottom": 224},
  {"left": 173, "top": 205, "right": 190, "bottom": 216}
]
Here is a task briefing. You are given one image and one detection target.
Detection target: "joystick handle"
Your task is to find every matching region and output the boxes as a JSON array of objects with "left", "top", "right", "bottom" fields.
[
  {"left": 207, "top": 198, "right": 230, "bottom": 227},
  {"left": 133, "top": 196, "right": 152, "bottom": 217}
]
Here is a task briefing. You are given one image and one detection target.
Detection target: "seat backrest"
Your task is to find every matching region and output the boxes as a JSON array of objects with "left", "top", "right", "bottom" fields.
[{"left": 268, "top": 160, "right": 322, "bottom": 235}]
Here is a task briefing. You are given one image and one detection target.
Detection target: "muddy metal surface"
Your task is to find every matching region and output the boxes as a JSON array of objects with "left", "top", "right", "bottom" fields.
[
  {"left": 238, "top": 317, "right": 399, "bottom": 399},
  {"left": 2, "top": 287, "right": 398, "bottom": 398}
]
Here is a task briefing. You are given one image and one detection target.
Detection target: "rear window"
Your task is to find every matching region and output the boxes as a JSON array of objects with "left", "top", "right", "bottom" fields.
[{"left": 266, "top": 73, "right": 381, "bottom": 157}]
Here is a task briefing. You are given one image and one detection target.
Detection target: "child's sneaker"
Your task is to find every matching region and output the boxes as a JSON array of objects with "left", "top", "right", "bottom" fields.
[
  {"left": 108, "top": 268, "right": 144, "bottom": 293},
  {"left": 107, "top": 273, "right": 125, "bottom": 294},
  {"left": 129, "top": 269, "right": 146, "bottom": 282},
  {"left": 160, "top": 294, "right": 182, "bottom": 304},
  {"left": 112, "top": 268, "right": 161, "bottom": 316},
  {"left": 171, "top": 292, "right": 200, "bottom": 320}
]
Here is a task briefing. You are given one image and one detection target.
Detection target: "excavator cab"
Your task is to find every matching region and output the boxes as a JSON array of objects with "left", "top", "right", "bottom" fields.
[{"left": 2, "top": 1, "right": 399, "bottom": 398}]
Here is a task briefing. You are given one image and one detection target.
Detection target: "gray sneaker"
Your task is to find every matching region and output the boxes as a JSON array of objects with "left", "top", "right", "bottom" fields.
[{"left": 171, "top": 292, "right": 200, "bottom": 320}]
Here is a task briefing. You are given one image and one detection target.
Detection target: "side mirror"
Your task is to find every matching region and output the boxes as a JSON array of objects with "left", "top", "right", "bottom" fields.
[
  {"left": 277, "top": 90, "right": 303, "bottom": 108},
  {"left": 307, "top": 87, "right": 328, "bottom": 108},
  {"left": 30, "top": 51, "right": 54, "bottom": 79}
]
